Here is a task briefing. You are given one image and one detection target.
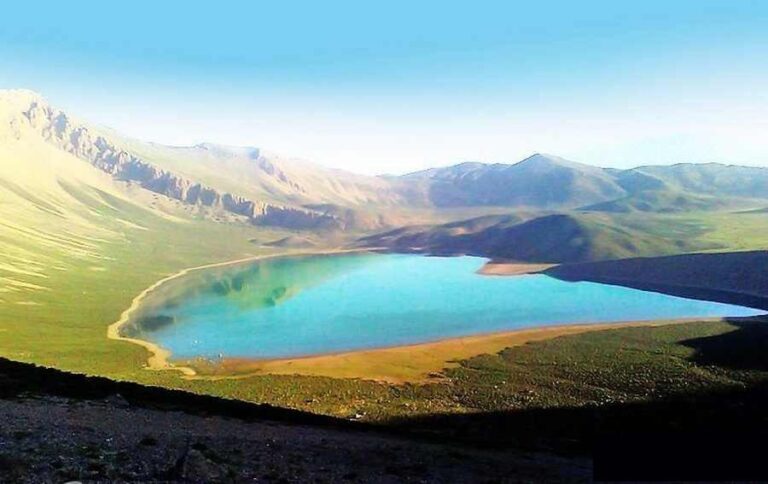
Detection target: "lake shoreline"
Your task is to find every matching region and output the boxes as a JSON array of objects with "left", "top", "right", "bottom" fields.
[
  {"left": 106, "top": 247, "right": 383, "bottom": 377},
  {"left": 546, "top": 251, "right": 768, "bottom": 311},
  {"left": 477, "top": 253, "right": 768, "bottom": 311},
  {"left": 176, "top": 317, "right": 731, "bottom": 383},
  {"left": 477, "top": 260, "right": 558, "bottom": 276},
  {"left": 550, "top": 275, "right": 768, "bottom": 311},
  {"left": 109, "top": 250, "right": 766, "bottom": 382}
]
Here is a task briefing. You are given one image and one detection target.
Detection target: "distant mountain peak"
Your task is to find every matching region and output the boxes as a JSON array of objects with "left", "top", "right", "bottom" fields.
[
  {"left": 452, "top": 161, "right": 487, "bottom": 169},
  {"left": 193, "top": 142, "right": 261, "bottom": 160},
  {"left": 514, "top": 153, "right": 590, "bottom": 169},
  {"left": 523, "top": 152, "right": 557, "bottom": 160},
  {"left": 5, "top": 87, "right": 768, "bottom": 221}
]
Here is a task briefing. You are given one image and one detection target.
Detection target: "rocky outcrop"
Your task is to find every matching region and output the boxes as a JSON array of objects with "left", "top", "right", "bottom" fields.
[
  {"left": 192, "top": 142, "right": 307, "bottom": 195},
  {"left": 255, "top": 205, "right": 342, "bottom": 230},
  {"left": 20, "top": 100, "right": 338, "bottom": 228}
]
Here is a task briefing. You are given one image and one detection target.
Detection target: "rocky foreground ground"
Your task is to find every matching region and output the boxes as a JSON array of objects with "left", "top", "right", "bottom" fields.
[{"left": 0, "top": 358, "right": 589, "bottom": 483}]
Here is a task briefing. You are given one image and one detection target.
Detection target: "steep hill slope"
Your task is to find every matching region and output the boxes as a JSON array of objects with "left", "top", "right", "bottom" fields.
[
  {"left": 122, "top": 140, "right": 420, "bottom": 209},
  {"left": 12, "top": 92, "right": 356, "bottom": 229},
  {"left": 1, "top": 90, "right": 439, "bottom": 232},
  {"left": 357, "top": 213, "right": 533, "bottom": 249},
  {"left": 358, "top": 212, "right": 710, "bottom": 263},
  {"left": 0, "top": 90, "right": 191, "bottom": 301},
  {"left": 0, "top": 90, "right": 294, "bottom": 319}
]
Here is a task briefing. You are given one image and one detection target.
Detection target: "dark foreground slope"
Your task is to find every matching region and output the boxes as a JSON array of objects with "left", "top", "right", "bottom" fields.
[
  {"left": 0, "top": 357, "right": 586, "bottom": 482},
  {"left": 6, "top": 318, "right": 768, "bottom": 480},
  {"left": 399, "top": 317, "right": 768, "bottom": 481},
  {"left": 548, "top": 250, "right": 768, "bottom": 310}
]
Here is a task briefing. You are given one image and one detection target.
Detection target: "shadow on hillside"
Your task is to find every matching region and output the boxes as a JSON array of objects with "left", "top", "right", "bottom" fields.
[
  {"left": 390, "top": 316, "right": 768, "bottom": 440},
  {"left": 681, "top": 316, "right": 768, "bottom": 371},
  {"left": 390, "top": 383, "right": 768, "bottom": 479},
  {"left": 385, "top": 316, "right": 768, "bottom": 479},
  {"left": 3, "top": 317, "right": 768, "bottom": 479},
  {"left": 0, "top": 357, "right": 350, "bottom": 430}
]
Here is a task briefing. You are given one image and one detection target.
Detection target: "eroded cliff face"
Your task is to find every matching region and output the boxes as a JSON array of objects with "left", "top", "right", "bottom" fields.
[{"left": 20, "top": 99, "right": 339, "bottom": 228}]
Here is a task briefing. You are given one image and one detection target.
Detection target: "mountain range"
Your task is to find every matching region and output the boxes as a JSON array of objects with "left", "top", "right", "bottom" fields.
[
  {"left": 1, "top": 88, "right": 767, "bottom": 269},
  {"left": 3, "top": 90, "right": 767, "bottom": 227}
]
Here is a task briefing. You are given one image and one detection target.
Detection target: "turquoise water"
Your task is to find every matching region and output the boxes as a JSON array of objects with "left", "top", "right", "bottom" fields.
[{"left": 127, "top": 253, "right": 763, "bottom": 360}]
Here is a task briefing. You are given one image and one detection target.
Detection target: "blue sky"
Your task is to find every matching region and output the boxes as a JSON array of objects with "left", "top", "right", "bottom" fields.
[{"left": 1, "top": 0, "right": 766, "bottom": 174}]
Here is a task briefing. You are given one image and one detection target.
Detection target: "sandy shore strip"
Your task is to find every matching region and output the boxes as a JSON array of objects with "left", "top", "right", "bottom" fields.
[
  {"left": 180, "top": 317, "right": 720, "bottom": 384},
  {"left": 106, "top": 247, "right": 381, "bottom": 377},
  {"left": 477, "top": 261, "right": 557, "bottom": 276}
]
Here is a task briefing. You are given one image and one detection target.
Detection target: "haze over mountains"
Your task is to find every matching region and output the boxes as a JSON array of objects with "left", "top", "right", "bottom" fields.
[
  {"left": 404, "top": 154, "right": 768, "bottom": 212},
  {"left": 3, "top": 89, "right": 767, "bottom": 229},
  {"left": 2, "top": 88, "right": 768, "bottom": 269}
]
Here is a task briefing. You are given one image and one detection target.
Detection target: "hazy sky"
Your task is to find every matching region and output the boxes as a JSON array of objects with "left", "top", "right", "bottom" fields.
[{"left": 1, "top": 0, "right": 767, "bottom": 174}]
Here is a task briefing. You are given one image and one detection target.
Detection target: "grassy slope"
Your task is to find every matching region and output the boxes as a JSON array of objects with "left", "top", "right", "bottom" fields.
[
  {"left": 0, "top": 201, "right": 286, "bottom": 374},
  {"left": 389, "top": 317, "right": 768, "bottom": 455},
  {"left": 0, "top": 125, "right": 391, "bottom": 417},
  {"left": 581, "top": 189, "right": 749, "bottom": 213},
  {"left": 0, "top": 201, "right": 718, "bottom": 421},
  {"left": 360, "top": 210, "right": 768, "bottom": 263},
  {"left": 441, "top": 319, "right": 768, "bottom": 411},
  {"left": 0, "top": 106, "right": 283, "bottom": 376},
  {"left": 7, "top": 223, "right": 768, "bottom": 424},
  {"left": 4, "top": 90, "right": 768, "bottom": 427},
  {"left": 466, "top": 213, "right": 696, "bottom": 262},
  {"left": 0, "top": 142, "right": 768, "bottom": 419},
  {"left": 359, "top": 212, "right": 768, "bottom": 263}
]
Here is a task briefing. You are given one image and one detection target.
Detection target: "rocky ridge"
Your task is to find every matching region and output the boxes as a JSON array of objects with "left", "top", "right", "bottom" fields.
[{"left": 19, "top": 97, "right": 341, "bottom": 229}]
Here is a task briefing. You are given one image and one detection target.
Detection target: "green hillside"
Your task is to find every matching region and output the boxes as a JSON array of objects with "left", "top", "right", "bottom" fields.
[
  {"left": 359, "top": 212, "right": 722, "bottom": 263},
  {"left": 624, "top": 163, "right": 768, "bottom": 199},
  {"left": 581, "top": 189, "right": 744, "bottom": 213},
  {"left": 3, "top": 87, "right": 768, "bottom": 423}
]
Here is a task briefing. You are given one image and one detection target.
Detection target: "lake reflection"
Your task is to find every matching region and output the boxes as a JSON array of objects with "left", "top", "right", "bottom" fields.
[{"left": 125, "top": 253, "right": 763, "bottom": 360}]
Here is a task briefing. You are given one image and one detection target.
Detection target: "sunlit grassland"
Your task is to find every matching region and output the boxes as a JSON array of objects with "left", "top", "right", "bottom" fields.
[
  {"left": 141, "top": 319, "right": 768, "bottom": 421},
  {"left": 0, "top": 179, "right": 286, "bottom": 376},
  {"left": 1, "top": 204, "right": 767, "bottom": 421},
  {"left": 693, "top": 212, "right": 768, "bottom": 251},
  {"left": 604, "top": 211, "right": 768, "bottom": 253},
  {"left": 0, "top": 221, "right": 282, "bottom": 375}
]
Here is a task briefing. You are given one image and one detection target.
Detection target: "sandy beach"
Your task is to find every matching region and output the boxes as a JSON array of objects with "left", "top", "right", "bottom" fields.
[
  {"left": 477, "top": 261, "right": 557, "bottom": 276},
  {"left": 180, "top": 318, "right": 715, "bottom": 384}
]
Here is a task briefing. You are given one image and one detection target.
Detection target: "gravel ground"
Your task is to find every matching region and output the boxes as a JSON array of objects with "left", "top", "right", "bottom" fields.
[{"left": 0, "top": 395, "right": 590, "bottom": 482}]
